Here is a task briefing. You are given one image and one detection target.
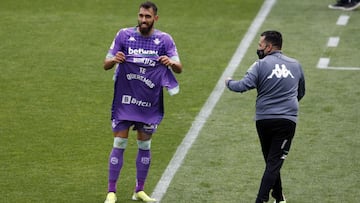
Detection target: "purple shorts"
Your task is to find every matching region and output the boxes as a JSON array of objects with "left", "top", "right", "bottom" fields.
[{"left": 112, "top": 120, "right": 158, "bottom": 134}]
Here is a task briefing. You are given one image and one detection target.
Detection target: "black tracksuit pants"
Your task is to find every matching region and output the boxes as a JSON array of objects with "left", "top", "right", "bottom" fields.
[{"left": 255, "top": 119, "right": 296, "bottom": 203}]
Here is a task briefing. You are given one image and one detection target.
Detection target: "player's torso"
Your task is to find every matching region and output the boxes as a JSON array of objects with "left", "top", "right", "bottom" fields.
[
  {"left": 119, "top": 28, "right": 168, "bottom": 57},
  {"left": 257, "top": 53, "right": 301, "bottom": 89}
]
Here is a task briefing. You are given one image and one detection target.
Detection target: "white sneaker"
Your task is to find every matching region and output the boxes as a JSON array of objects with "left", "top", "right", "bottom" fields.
[
  {"left": 104, "top": 192, "right": 117, "bottom": 203},
  {"left": 132, "top": 191, "right": 156, "bottom": 202}
]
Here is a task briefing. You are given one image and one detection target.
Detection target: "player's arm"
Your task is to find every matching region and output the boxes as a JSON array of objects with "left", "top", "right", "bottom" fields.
[
  {"left": 158, "top": 55, "right": 182, "bottom": 74},
  {"left": 225, "top": 76, "right": 254, "bottom": 93},
  {"left": 297, "top": 67, "right": 306, "bottom": 101},
  {"left": 104, "top": 29, "right": 126, "bottom": 71},
  {"left": 161, "top": 34, "right": 183, "bottom": 74},
  {"left": 103, "top": 51, "right": 126, "bottom": 70},
  {"left": 225, "top": 62, "right": 258, "bottom": 92}
]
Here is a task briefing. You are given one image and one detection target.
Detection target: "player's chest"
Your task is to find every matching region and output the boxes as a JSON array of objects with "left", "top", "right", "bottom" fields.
[{"left": 122, "top": 36, "right": 165, "bottom": 55}]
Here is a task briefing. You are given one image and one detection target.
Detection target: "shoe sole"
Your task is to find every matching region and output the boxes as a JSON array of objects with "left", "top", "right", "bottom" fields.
[
  {"left": 328, "top": 2, "right": 360, "bottom": 11},
  {"left": 328, "top": 5, "right": 347, "bottom": 10},
  {"left": 344, "top": 3, "right": 360, "bottom": 11},
  {"left": 132, "top": 194, "right": 156, "bottom": 202}
]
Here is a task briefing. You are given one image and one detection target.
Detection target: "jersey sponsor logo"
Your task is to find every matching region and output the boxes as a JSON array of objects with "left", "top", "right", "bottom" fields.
[
  {"left": 122, "top": 95, "right": 152, "bottom": 107},
  {"left": 267, "top": 64, "right": 294, "bottom": 79},
  {"left": 128, "top": 47, "right": 158, "bottom": 55}
]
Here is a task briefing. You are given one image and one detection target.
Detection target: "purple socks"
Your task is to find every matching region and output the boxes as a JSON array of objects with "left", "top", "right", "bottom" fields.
[
  {"left": 107, "top": 148, "right": 151, "bottom": 193},
  {"left": 135, "top": 149, "right": 151, "bottom": 192},
  {"left": 107, "top": 148, "right": 124, "bottom": 192}
]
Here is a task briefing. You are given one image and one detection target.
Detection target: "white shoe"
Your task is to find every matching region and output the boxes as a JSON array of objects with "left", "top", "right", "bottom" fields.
[
  {"left": 104, "top": 192, "right": 117, "bottom": 203},
  {"left": 132, "top": 191, "right": 156, "bottom": 202}
]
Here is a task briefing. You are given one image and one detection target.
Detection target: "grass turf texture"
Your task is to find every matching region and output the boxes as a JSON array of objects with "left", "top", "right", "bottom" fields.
[
  {"left": 0, "top": 0, "right": 261, "bottom": 202},
  {"left": 162, "top": 0, "right": 360, "bottom": 203},
  {"left": 0, "top": 0, "right": 359, "bottom": 202}
]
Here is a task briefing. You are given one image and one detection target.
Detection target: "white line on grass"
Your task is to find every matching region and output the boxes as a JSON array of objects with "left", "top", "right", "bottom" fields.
[
  {"left": 317, "top": 57, "right": 360, "bottom": 70},
  {"left": 317, "top": 14, "right": 360, "bottom": 71},
  {"left": 336, "top": 15, "right": 349, "bottom": 26},
  {"left": 151, "top": 0, "right": 278, "bottom": 201},
  {"left": 327, "top": 37, "right": 340, "bottom": 47},
  {"left": 325, "top": 67, "right": 360, "bottom": 70},
  {"left": 317, "top": 58, "right": 330, "bottom": 69}
]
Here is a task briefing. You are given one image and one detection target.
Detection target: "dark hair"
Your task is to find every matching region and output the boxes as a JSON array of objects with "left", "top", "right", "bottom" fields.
[
  {"left": 140, "top": 1, "right": 158, "bottom": 15},
  {"left": 261, "top": 30, "right": 282, "bottom": 49}
]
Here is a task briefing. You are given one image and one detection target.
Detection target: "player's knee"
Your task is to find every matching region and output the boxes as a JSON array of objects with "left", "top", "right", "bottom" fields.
[
  {"left": 137, "top": 140, "right": 151, "bottom": 150},
  {"left": 113, "top": 137, "right": 128, "bottom": 149}
]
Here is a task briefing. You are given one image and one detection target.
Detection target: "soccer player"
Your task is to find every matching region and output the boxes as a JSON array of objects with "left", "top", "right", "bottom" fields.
[
  {"left": 225, "top": 31, "right": 305, "bottom": 203},
  {"left": 103, "top": 1, "right": 182, "bottom": 203}
]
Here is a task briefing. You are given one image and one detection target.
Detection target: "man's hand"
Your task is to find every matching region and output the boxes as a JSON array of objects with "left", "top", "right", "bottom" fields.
[
  {"left": 225, "top": 77, "right": 232, "bottom": 87},
  {"left": 158, "top": 55, "right": 182, "bottom": 73},
  {"left": 104, "top": 51, "right": 126, "bottom": 70},
  {"left": 158, "top": 55, "right": 173, "bottom": 67},
  {"left": 112, "top": 51, "right": 126, "bottom": 64}
]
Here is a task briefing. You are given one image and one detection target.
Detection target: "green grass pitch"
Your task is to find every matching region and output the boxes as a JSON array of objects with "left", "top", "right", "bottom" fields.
[{"left": 0, "top": 0, "right": 359, "bottom": 202}]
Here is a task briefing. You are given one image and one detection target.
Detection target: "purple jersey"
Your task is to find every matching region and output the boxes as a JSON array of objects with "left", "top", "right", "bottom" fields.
[
  {"left": 107, "top": 27, "right": 180, "bottom": 125},
  {"left": 108, "top": 27, "right": 179, "bottom": 59}
]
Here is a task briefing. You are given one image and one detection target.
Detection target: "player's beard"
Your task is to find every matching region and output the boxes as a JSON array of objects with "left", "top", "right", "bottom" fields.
[{"left": 138, "top": 21, "right": 154, "bottom": 36}]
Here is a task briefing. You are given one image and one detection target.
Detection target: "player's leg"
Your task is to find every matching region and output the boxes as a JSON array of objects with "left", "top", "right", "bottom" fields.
[
  {"left": 255, "top": 119, "right": 275, "bottom": 203},
  {"left": 105, "top": 120, "right": 131, "bottom": 203},
  {"left": 271, "top": 175, "right": 285, "bottom": 203},
  {"left": 257, "top": 120, "right": 272, "bottom": 162},
  {"left": 108, "top": 129, "right": 129, "bottom": 192},
  {"left": 255, "top": 119, "right": 295, "bottom": 203},
  {"left": 132, "top": 123, "right": 157, "bottom": 202},
  {"left": 270, "top": 119, "right": 295, "bottom": 203}
]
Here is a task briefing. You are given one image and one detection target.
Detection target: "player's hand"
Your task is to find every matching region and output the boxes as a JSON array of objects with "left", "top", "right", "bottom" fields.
[
  {"left": 113, "top": 51, "right": 126, "bottom": 63},
  {"left": 158, "top": 55, "right": 173, "bottom": 67},
  {"left": 225, "top": 77, "right": 232, "bottom": 86}
]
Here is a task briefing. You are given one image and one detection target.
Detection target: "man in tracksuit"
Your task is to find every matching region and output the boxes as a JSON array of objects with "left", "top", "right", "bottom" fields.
[{"left": 225, "top": 30, "right": 305, "bottom": 203}]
